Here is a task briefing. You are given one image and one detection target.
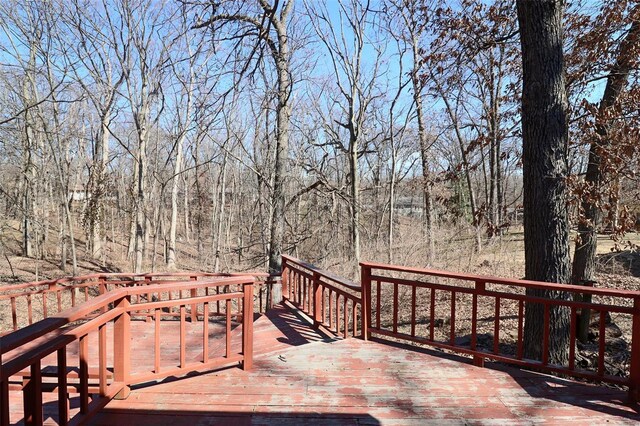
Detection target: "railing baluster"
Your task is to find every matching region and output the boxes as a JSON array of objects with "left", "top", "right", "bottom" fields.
[
  {"left": 450, "top": 290, "right": 456, "bottom": 345},
  {"left": 42, "top": 292, "right": 48, "bottom": 319},
  {"left": 393, "top": 283, "right": 398, "bottom": 334},
  {"left": 23, "top": 360, "right": 43, "bottom": 426},
  {"left": 328, "top": 289, "right": 333, "bottom": 330},
  {"left": 226, "top": 299, "right": 232, "bottom": 358},
  {"left": 321, "top": 286, "right": 326, "bottom": 324},
  {"left": 313, "top": 273, "right": 321, "bottom": 327},
  {"left": 343, "top": 297, "right": 348, "bottom": 338},
  {"left": 376, "top": 280, "right": 381, "bottom": 329},
  {"left": 411, "top": 285, "right": 416, "bottom": 337},
  {"left": 203, "top": 303, "right": 209, "bottom": 363},
  {"left": 429, "top": 288, "right": 435, "bottom": 341},
  {"left": 180, "top": 306, "right": 186, "bottom": 369},
  {"left": 57, "top": 348, "right": 69, "bottom": 426},
  {"left": 27, "top": 294, "right": 33, "bottom": 325},
  {"left": 569, "top": 306, "right": 577, "bottom": 370},
  {"left": 57, "top": 290, "right": 62, "bottom": 312},
  {"left": 155, "top": 308, "right": 161, "bottom": 373},
  {"left": 598, "top": 310, "right": 606, "bottom": 376},
  {"left": 303, "top": 275, "right": 307, "bottom": 312},
  {"left": 79, "top": 335, "right": 89, "bottom": 414},
  {"left": 336, "top": 294, "right": 341, "bottom": 335},
  {"left": 309, "top": 276, "right": 313, "bottom": 314},
  {"left": 517, "top": 300, "right": 524, "bottom": 360},
  {"left": 216, "top": 285, "right": 220, "bottom": 314},
  {"left": 190, "top": 277, "right": 198, "bottom": 322},
  {"left": 542, "top": 304, "right": 550, "bottom": 366},
  {"left": 353, "top": 302, "right": 358, "bottom": 337},
  {"left": 471, "top": 290, "right": 478, "bottom": 351},
  {"left": 494, "top": 296, "right": 500, "bottom": 354},
  {"left": 11, "top": 297, "right": 17, "bottom": 330},
  {"left": 99, "top": 323, "right": 108, "bottom": 396}
]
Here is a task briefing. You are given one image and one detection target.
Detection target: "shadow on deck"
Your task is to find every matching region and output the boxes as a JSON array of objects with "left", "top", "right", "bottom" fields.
[{"left": 75, "top": 302, "right": 640, "bottom": 426}]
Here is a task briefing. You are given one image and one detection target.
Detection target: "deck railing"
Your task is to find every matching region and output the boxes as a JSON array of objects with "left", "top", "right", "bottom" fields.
[
  {"left": 360, "top": 261, "right": 640, "bottom": 403},
  {"left": 282, "top": 255, "right": 362, "bottom": 338},
  {"left": 1, "top": 275, "right": 255, "bottom": 426},
  {"left": 0, "top": 271, "right": 271, "bottom": 335}
]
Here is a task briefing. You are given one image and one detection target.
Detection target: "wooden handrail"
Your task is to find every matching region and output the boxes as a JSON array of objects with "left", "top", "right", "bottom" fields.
[
  {"left": 1, "top": 272, "right": 273, "bottom": 334},
  {"left": 0, "top": 271, "right": 268, "bottom": 293},
  {"left": 1, "top": 276, "right": 253, "bottom": 357},
  {"left": 282, "top": 256, "right": 362, "bottom": 339},
  {"left": 360, "top": 261, "right": 640, "bottom": 403},
  {"left": 361, "top": 261, "right": 640, "bottom": 298},
  {"left": 282, "top": 255, "right": 360, "bottom": 290},
  {"left": 1, "top": 275, "right": 256, "bottom": 426}
]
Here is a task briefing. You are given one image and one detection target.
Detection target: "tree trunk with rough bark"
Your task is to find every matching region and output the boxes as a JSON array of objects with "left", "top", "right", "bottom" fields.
[
  {"left": 571, "top": 14, "right": 640, "bottom": 342},
  {"left": 517, "top": 0, "right": 572, "bottom": 365}
]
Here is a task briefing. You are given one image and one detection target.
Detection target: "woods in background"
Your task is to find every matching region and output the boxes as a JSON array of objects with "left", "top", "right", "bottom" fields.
[{"left": 0, "top": 0, "right": 638, "bottom": 292}]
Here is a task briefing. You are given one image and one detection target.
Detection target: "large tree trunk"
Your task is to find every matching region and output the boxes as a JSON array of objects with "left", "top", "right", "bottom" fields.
[
  {"left": 214, "top": 153, "right": 228, "bottom": 273},
  {"left": 349, "top": 132, "right": 361, "bottom": 268},
  {"left": 517, "top": 0, "right": 572, "bottom": 365},
  {"left": 266, "top": 13, "right": 293, "bottom": 307},
  {"left": 571, "top": 15, "right": 640, "bottom": 342}
]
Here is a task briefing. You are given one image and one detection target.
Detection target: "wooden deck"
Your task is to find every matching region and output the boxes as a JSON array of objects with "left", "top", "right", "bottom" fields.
[{"left": 7, "top": 302, "right": 640, "bottom": 425}]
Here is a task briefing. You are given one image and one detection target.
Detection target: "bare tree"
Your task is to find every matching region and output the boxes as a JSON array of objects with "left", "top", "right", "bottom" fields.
[
  {"left": 194, "top": 0, "right": 295, "bottom": 304},
  {"left": 305, "top": 0, "right": 384, "bottom": 269},
  {"left": 64, "top": 0, "right": 125, "bottom": 261}
]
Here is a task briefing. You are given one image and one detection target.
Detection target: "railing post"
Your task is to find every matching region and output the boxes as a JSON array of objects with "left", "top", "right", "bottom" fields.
[
  {"left": 190, "top": 276, "right": 198, "bottom": 322},
  {"left": 360, "top": 263, "right": 371, "bottom": 341},
  {"left": 242, "top": 282, "right": 254, "bottom": 370},
  {"left": 629, "top": 296, "right": 640, "bottom": 404},
  {"left": 98, "top": 275, "right": 107, "bottom": 313},
  {"left": 313, "top": 271, "right": 322, "bottom": 327},
  {"left": 113, "top": 295, "right": 131, "bottom": 399}
]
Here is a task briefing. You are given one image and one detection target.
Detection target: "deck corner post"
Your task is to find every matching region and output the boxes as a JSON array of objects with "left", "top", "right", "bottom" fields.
[
  {"left": 114, "top": 294, "right": 131, "bottom": 399},
  {"left": 242, "top": 281, "right": 254, "bottom": 371},
  {"left": 628, "top": 297, "right": 640, "bottom": 404},
  {"left": 190, "top": 276, "right": 198, "bottom": 322},
  {"left": 360, "top": 263, "right": 371, "bottom": 341},
  {"left": 99, "top": 275, "right": 107, "bottom": 313},
  {"left": 313, "top": 271, "right": 322, "bottom": 327},
  {"left": 473, "top": 355, "right": 485, "bottom": 368}
]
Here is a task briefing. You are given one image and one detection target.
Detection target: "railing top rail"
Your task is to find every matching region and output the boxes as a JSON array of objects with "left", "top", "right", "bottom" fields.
[
  {"left": 361, "top": 261, "right": 640, "bottom": 299},
  {"left": 1, "top": 275, "right": 256, "bottom": 357},
  {"left": 0, "top": 271, "right": 269, "bottom": 293},
  {"left": 283, "top": 255, "right": 360, "bottom": 291}
]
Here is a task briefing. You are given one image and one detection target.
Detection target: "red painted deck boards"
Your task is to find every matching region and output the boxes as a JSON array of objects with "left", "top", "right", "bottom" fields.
[{"left": 7, "top": 303, "right": 640, "bottom": 425}]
